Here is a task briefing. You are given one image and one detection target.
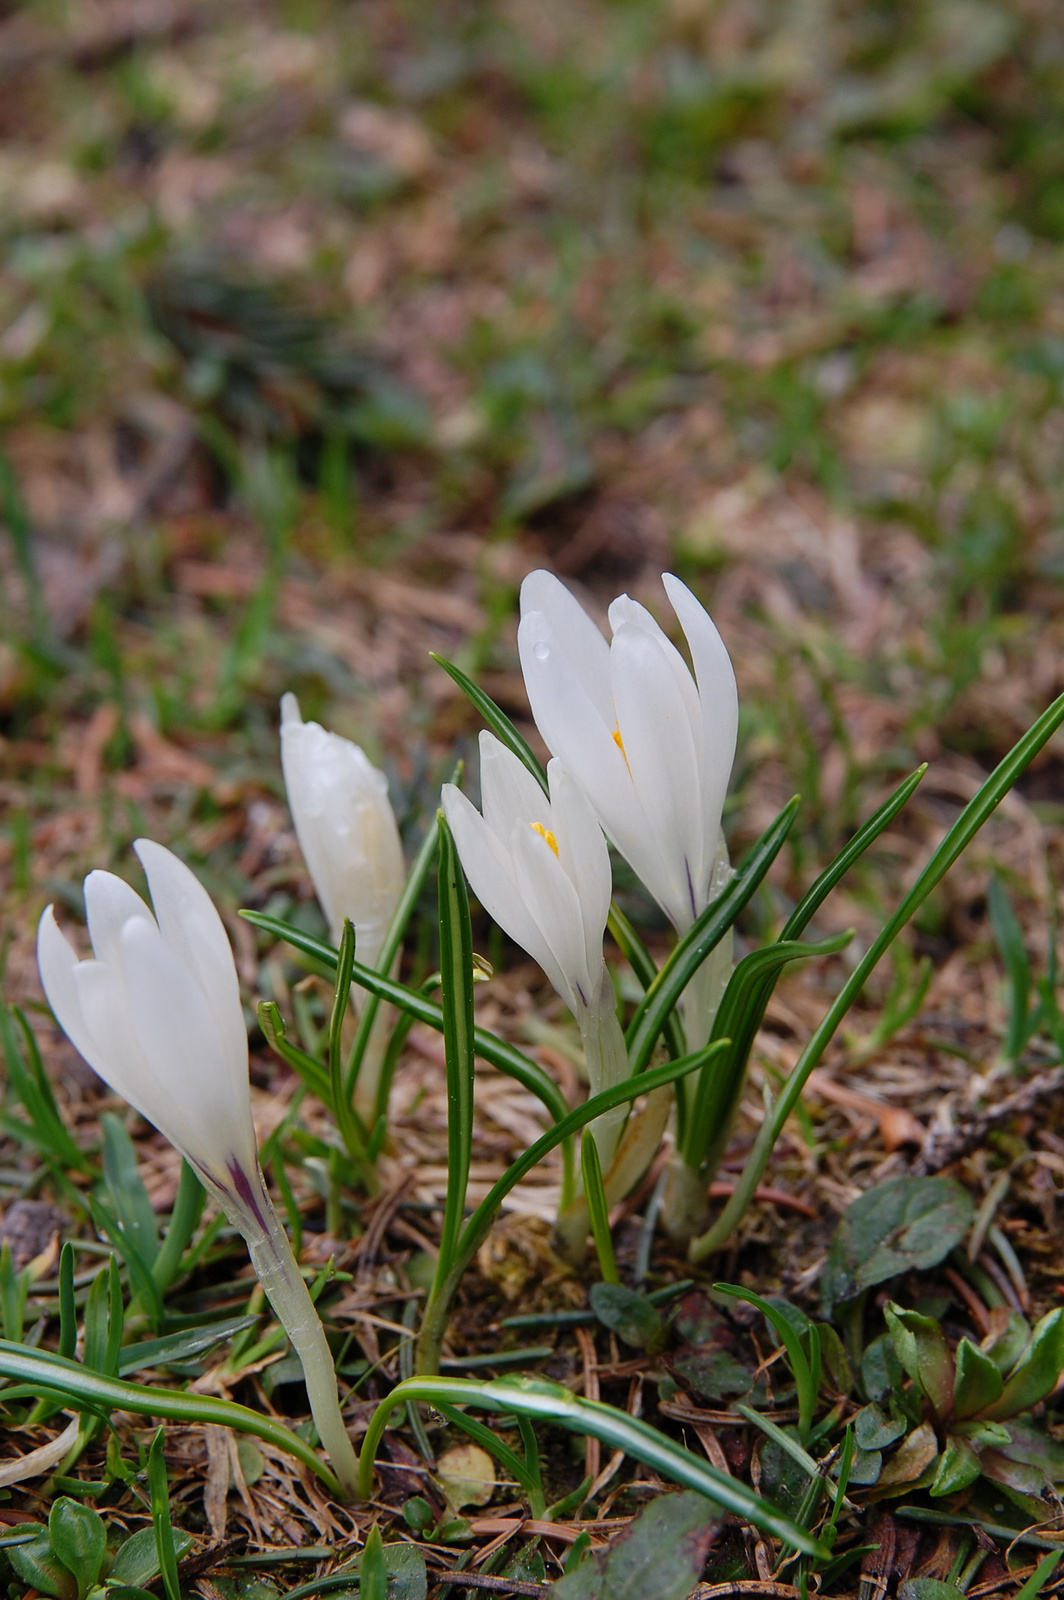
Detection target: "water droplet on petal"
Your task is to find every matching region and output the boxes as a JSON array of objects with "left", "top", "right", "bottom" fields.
[{"left": 533, "top": 641, "right": 550, "bottom": 662}]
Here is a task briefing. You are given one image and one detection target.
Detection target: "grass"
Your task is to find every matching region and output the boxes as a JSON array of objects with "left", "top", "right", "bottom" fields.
[{"left": 3, "top": 0, "right": 1064, "bottom": 1594}]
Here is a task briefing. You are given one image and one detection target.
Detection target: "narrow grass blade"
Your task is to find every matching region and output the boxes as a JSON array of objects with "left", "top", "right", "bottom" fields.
[
  {"left": 148, "top": 1429, "right": 182, "bottom": 1600},
  {"left": 581, "top": 1135, "right": 618, "bottom": 1285},
  {"left": 734, "top": 1403, "right": 819, "bottom": 1479},
  {"left": 0, "top": 1341, "right": 345, "bottom": 1495},
  {"left": 327, "top": 920, "right": 373, "bottom": 1173},
  {"left": 431, "top": 654, "right": 547, "bottom": 791},
  {"left": 1014, "top": 1550, "right": 1063, "bottom": 1600},
  {"left": 435, "top": 1400, "right": 539, "bottom": 1503},
  {"left": 626, "top": 797, "right": 800, "bottom": 1077},
  {"left": 715, "top": 1284, "right": 817, "bottom": 1445},
  {"left": 457, "top": 1043, "right": 726, "bottom": 1266},
  {"left": 152, "top": 1160, "right": 206, "bottom": 1294},
  {"left": 57, "top": 1242, "right": 76, "bottom": 1361},
  {"left": 259, "top": 1001, "right": 332, "bottom": 1102},
  {"left": 988, "top": 874, "right": 1031, "bottom": 1063},
  {"left": 608, "top": 904, "right": 686, "bottom": 1060},
  {"left": 89, "top": 1197, "right": 164, "bottom": 1334},
  {"left": 119, "top": 1315, "right": 259, "bottom": 1376},
  {"left": 0, "top": 1246, "right": 27, "bottom": 1344},
  {"left": 242, "top": 911, "right": 568, "bottom": 1125},
  {"left": 778, "top": 766, "right": 926, "bottom": 942},
  {"left": 692, "top": 688, "right": 1064, "bottom": 1260},
  {"left": 0, "top": 1005, "right": 88, "bottom": 1174},
  {"left": 681, "top": 930, "right": 851, "bottom": 1172},
  {"left": 359, "top": 1526, "right": 387, "bottom": 1600},
  {"left": 433, "top": 813, "right": 477, "bottom": 1296},
  {"left": 100, "top": 1113, "right": 158, "bottom": 1267},
  {"left": 344, "top": 809, "right": 441, "bottom": 1103},
  {"left": 0, "top": 448, "right": 47, "bottom": 636},
  {"left": 415, "top": 1044, "right": 726, "bottom": 1376},
  {"left": 358, "top": 1374, "right": 828, "bottom": 1555}
]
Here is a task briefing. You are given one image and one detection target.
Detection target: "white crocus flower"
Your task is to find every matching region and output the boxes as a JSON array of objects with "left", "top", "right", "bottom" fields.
[
  {"left": 280, "top": 694, "right": 406, "bottom": 1123},
  {"left": 280, "top": 693, "right": 404, "bottom": 975},
  {"left": 442, "top": 732, "right": 628, "bottom": 1168},
  {"left": 518, "top": 570, "right": 737, "bottom": 940},
  {"left": 37, "top": 841, "right": 359, "bottom": 1499},
  {"left": 519, "top": 571, "right": 739, "bottom": 1240}
]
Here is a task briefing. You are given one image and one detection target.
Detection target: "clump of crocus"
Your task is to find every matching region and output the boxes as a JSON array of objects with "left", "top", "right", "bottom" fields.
[
  {"left": 280, "top": 693, "right": 405, "bottom": 1121},
  {"left": 518, "top": 571, "right": 738, "bottom": 1236},
  {"left": 37, "top": 841, "right": 360, "bottom": 1499}
]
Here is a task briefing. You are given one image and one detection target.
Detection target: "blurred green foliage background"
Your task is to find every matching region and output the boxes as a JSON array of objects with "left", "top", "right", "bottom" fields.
[{"left": 2, "top": 0, "right": 1063, "bottom": 986}]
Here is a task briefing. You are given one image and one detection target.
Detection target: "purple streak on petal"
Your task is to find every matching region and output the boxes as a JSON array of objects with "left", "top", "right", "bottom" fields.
[
  {"left": 228, "top": 1156, "right": 269, "bottom": 1230},
  {"left": 575, "top": 981, "right": 587, "bottom": 1007},
  {"left": 685, "top": 856, "right": 697, "bottom": 922}
]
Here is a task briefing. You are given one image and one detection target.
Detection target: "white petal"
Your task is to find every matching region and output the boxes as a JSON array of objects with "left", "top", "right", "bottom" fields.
[
  {"left": 119, "top": 916, "right": 257, "bottom": 1178},
  {"left": 442, "top": 784, "right": 568, "bottom": 1003},
  {"left": 83, "top": 871, "right": 154, "bottom": 967},
  {"left": 609, "top": 593, "right": 704, "bottom": 767},
  {"left": 37, "top": 908, "right": 96, "bottom": 1067},
  {"left": 508, "top": 818, "right": 586, "bottom": 1009},
  {"left": 477, "top": 732, "right": 546, "bottom": 837},
  {"left": 73, "top": 958, "right": 161, "bottom": 1117},
  {"left": 548, "top": 760, "right": 612, "bottom": 987},
  {"left": 518, "top": 608, "right": 661, "bottom": 884},
  {"left": 133, "top": 840, "right": 246, "bottom": 1074},
  {"left": 663, "top": 574, "right": 737, "bottom": 843},
  {"left": 612, "top": 621, "right": 706, "bottom": 927},
  {"left": 280, "top": 708, "right": 404, "bottom": 964},
  {"left": 519, "top": 571, "right": 614, "bottom": 725}
]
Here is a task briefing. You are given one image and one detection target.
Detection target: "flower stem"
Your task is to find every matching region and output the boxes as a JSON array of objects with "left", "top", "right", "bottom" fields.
[
  {"left": 578, "top": 975, "right": 630, "bottom": 1169},
  {"left": 226, "top": 1170, "right": 360, "bottom": 1499}
]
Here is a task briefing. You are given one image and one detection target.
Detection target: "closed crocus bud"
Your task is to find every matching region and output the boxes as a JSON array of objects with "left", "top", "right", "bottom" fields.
[
  {"left": 518, "top": 571, "right": 737, "bottom": 937},
  {"left": 37, "top": 841, "right": 360, "bottom": 1499},
  {"left": 280, "top": 693, "right": 403, "bottom": 975},
  {"left": 37, "top": 839, "right": 257, "bottom": 1200},
  {"left": 442, "top": 733, "right": 628, "bottom": 1167}
]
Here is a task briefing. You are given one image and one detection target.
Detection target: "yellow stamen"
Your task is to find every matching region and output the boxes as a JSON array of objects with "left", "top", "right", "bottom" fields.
[
  {"left": 530, "top": 821, "right": 560, "bottom": 856},
  {"left": 612, "top": 725, "right": 631, "bottom": 774}
]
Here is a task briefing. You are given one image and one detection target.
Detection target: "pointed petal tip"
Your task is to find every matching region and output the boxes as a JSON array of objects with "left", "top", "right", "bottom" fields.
[
  {"left": 36, "top": 902, "right": 65, "bottom": 954},
  {"left": 131, "top": 839, "right": 178, "bottom": 902},
  {"left": 280, "top": 691, "right": 301, "bottom": 726}
]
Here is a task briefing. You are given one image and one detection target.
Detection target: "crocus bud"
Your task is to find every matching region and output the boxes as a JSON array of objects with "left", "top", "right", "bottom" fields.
[
  {"left": 518, "top": 571, "right": 737, "bottom": 936},
  {"left": 37, "top": 841, "right": 360, "bottom": 1498},
  {"left": 37, "top": 839, "right": 257, "bottom": 1201},
  {"left": 442, "top": 733, "right": 611, "bottom": 1023},
  {"left": 280, "top": 693, "right": 404, "bottom": 973}
]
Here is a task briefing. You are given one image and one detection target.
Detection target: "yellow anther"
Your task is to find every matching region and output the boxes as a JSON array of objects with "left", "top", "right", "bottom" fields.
[
  {"left": 612, "top": 725, "right": 631, "bottom": 773},
  {"left": 530, "top": 821, "right": 560, "bottom": 856}
]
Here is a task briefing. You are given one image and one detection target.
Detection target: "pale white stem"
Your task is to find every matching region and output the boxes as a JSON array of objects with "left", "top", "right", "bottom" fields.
[
  {"left": 678, "top": 929, "right": 732, "bottom": 1108},
  {"left": 576, "top": 973, "right": 630, "bottom": 1170},
  {"left": 677, "top": 842, "right": 734, "bottom": 1117},
  {"left": 665, "top": 847, "right": 735, "bottom": 1244},
  {"left": 217, "top": 1167, "right": 360, "bottom": 1499},
  {"left": 553, "top": 977, "right": 631, "bottom": 1264}
]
